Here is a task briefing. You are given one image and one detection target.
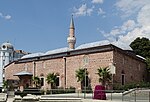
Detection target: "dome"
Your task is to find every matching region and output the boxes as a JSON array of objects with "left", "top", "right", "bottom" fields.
[{"left": 1, "top": 42, "right": 14, "bottom": 50}]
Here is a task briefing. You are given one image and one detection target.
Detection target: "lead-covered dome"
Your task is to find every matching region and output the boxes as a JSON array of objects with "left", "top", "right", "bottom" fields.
[{"left": 1, "top": 42, "right": 14, "bottom": 50}]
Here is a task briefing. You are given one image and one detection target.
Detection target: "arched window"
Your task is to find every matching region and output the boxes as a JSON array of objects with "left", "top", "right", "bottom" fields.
[{"left": 83, "top": 55, "right": 89, "bottom": 66}]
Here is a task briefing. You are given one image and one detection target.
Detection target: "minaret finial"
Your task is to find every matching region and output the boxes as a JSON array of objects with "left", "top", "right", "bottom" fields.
[
  {"left": 70, "top": 15, "right": 74, "bottom": 29},
  {"left": 67, "top": 15, "right": 76, "bottom": 49}
]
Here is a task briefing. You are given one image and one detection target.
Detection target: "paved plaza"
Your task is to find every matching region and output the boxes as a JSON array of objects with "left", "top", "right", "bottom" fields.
[{"left": 4, "top": 89, "right": 150, "bottom": 102}]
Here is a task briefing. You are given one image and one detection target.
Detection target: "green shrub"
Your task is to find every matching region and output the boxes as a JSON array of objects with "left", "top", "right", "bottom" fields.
[
  {"left": 40, "top": 89, "right": 45, "bottom": 95},
  {"left": 15, "top": 88, "right": 44, "bottom": 97},
  {"left": 46, "top": 86, "right": 76, "bottom": 94},
  {"left": 113, "top": 83, "right": 136, "bottom": 91},
  {"left": 82, "top": 86, "right": 92, "bottom": 93},
  {"left": 46, "top": 90, "right": 52, "bottom": 94},
  {"left": 23, "top": 88, "right": 42, "bottom": 95},
  {"left": 138, "top": 82, "right": 150, "bottom": 88},
  {"left": 14, "top": 90, "right": 22, "bottom": 95},
  {"left": 113, "top": 82, "right": 150, "bottom": 91},
  {"left": 20, "top": 92, "right": 27, "bottom": 98}
]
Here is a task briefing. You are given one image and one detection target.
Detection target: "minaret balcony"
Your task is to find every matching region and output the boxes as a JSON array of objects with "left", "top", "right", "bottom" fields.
[{"left": 67, "top": 37, "right": 76, "bottom": 43}]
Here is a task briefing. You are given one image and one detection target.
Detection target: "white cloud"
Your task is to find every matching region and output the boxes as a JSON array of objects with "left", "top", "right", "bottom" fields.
[
  {"left": 97, "top": 8, "right": 105, "bottom": 15},
  {"left": 0, "top": 12, "right": 12, "bottom": 20},
  {"left": 72, "top": 0, "right": 150, "bottom": 50},
  {"left": 110, "top": 29, "right": 120, "bottom": 36},
  {"left": 112, "top": 27, "right": 146, "bottom": 50},
  {"left": 121, "top": 20, "right": 136, "bottom": 32},
  {"left": 137, "top": 4, "right": 150, "bottom": 26},
  {"left": 0, "top": 13, "right": 2, "bottom": 16},
  {"left": 115, "top": 0, "right": 150, "bottom": 17},
  {"left": 92, "top": 0, "right": 103, "bottom": 4},
  {"left": 87, "top": 7, "right": 94, "bottom": 16},
  {"left": 103, "top": 0, "right": 150, "bottom": 50},
  {"left": 73, "top": 4, "right": 94, "bottom": 17},
  {"left": 4, "top": 15, "right": 11, "bottom": 20},
  {"left": 104, "top": 20, "right": 137, "bottom": 38}
]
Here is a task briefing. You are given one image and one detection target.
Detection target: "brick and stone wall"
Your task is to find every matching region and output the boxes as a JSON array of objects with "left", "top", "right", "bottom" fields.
[
  {"left": 113, "top": 49, "right": 147, "bottom": 85},
  {"left": 4, "top": 46, "right": 147, "bottom": 91}
]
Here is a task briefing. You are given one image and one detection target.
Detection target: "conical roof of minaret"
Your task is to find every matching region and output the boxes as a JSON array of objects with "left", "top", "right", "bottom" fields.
[{"left": 70, "top": 15, "right": 74, "bottom": 29}]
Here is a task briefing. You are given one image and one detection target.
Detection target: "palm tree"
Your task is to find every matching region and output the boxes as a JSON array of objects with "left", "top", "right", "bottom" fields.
[
  {"left": 75, "top": 68, "right": 88, "bottom": 90},
  {"left": 96, "top": 67, "right": 112, "bottom": 86},
  {"left": 32, "top": 76, "right": 41, "bottom": 88},
  {"left": 46, "top": 73, "right": 58, "bottom": 89},
  {"left": 3, "top": 80, "right": 8, "bottom": 89}
]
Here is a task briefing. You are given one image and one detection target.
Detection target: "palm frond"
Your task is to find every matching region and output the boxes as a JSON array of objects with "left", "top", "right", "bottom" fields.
[{"left": 96, "top": 66, "right": 112, "bottom": 85}]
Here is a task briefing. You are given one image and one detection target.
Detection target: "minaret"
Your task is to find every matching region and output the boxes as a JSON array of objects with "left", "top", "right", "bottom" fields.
[{"left": 67, "top": 15, "right": 76, "bottom": 49}]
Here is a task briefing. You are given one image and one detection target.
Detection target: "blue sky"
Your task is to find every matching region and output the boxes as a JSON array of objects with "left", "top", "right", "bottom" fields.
[{"left": 0, "top": 0, "right": 150, "bottom": 53}]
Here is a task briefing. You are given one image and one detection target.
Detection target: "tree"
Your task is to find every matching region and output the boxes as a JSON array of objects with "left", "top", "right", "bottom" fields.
[
  {"left": 32, "top": 76, "right": 41, "bottom": 88},
  {"left": 130, "top": 37, "right": 150, "bottom": 72},
  {"left": 96, "top": 67, "right": 112, "bottom": 86},
  {"left": 130, "top": 37, "right": 150, "bottom": 58},
  {"left": 146, "top": 58, "right": 150, "bottom": 72},
  {"left": 46, "top": 73, "right": 58, "bottom": 89},
  {"left": 75, "top": 68, "right": 88, "bottom": 90}
]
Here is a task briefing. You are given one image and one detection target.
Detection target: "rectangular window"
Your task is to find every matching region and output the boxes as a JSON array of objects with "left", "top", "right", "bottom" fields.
[
  {"left": 86, "top": 76, "right": 89, "bottom": 87},
  {"left": 41, "top": 78, "right": 44, "bottom": 86},
  {"left": 83, "top": 75, "right": 89, "bottom": 87},
  {"left": 121, "top": 74, "right": 125, "bottom": 85},
  {"left": 56, "top": 76, "right": 60, "bottom": 86}
]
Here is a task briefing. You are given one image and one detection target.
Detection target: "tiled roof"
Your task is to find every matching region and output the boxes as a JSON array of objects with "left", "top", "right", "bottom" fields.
[
  {"left": 44, "top": 47, "right": 71, "bottom": 55},
  {"left": 76, "top": 40, "right": 110, "bottom": 49},
  {"left": 21, "top": 52, "right": 44, "bottom": 59},
  {"left": 21, "top": 40, "right": 133, "bottom": 59}
]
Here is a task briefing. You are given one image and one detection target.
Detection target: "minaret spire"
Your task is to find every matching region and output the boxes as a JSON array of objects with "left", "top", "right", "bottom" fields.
[
  {"left": 67, "top": 15, "right": 76, "bottom": 49},
  {"left": 70, "top": 15, "right": 74, "bottom": 29}
]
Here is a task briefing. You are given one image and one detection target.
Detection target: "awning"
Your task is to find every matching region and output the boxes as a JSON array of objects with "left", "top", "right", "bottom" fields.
[{"left": 14, "top": 71, "right": 33, "bottom": 76}]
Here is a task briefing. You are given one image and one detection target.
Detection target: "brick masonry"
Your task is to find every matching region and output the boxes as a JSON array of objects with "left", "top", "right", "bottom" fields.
[{"left": 4, "top": 45, "right": 147, "bottom": 90}]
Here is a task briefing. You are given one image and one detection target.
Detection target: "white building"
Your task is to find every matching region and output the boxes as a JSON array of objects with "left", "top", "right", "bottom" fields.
[{"left": 0, "top": 42, "right": 29, "bottom": 88}]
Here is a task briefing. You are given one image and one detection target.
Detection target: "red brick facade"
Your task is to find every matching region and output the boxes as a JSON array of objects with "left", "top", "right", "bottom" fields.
[{"left": 4, "top": 44, "right": 147, "bottom": 90}]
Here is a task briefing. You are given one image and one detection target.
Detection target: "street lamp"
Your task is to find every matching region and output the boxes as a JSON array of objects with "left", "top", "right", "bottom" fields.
[
  {"left": 84, "top": 68, "right": 87, "bottom": 99},
  {"left": 63, "top": 57, "right": 66, "bottom": 89},
  {"left": 83, "top": 55, "right": 89, "bottom": 99}
]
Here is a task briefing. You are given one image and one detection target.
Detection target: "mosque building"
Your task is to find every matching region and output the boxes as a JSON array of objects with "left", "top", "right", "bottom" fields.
[
  {"left": 4, "top": 17, "right": 147, "bottom": 91},
  {"left": 0, "top": 42, "right": 29, "bottom": 88}
]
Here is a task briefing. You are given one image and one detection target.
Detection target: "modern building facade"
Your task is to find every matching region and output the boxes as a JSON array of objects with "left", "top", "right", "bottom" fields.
[
  {"left": 0, "top": 42, "right": 29, "bottom": 88},
  {"left": 4, "top": 17, "right": 147, "bottom": 91}
]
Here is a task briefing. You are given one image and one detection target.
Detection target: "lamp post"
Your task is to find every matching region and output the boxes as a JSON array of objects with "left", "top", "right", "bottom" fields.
[
  {"left": 84, "top": 68, "right": 87, "bottom": 99},
  {"left": 83, "top": 55, "right": 89, "bottom": 99},
  {"left": 33, "top": 61, "right": 36, "bottom": 77},
  {"left": 63, "top": 57, "right": 66, "bottom": 89}
]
